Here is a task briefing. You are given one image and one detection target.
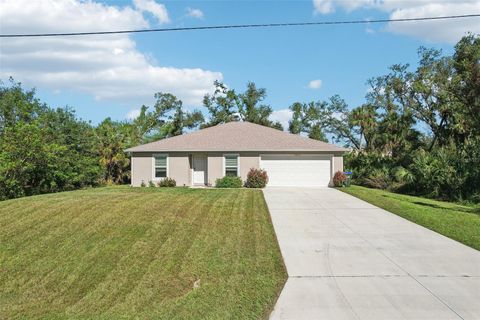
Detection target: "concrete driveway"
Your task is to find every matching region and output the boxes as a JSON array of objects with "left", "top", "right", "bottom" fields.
[{"left": 264, "top": 187, "right": 480, "bottom": 320}]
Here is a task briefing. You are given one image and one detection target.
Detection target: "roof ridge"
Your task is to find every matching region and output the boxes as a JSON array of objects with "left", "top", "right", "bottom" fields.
[{"left": 125, "top": 120, "right": 349, "bottom": 152}]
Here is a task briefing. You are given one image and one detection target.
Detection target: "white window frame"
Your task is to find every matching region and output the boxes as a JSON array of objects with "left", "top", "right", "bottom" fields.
[
  {"left": 223, "top": 153, "right": 240, "bottom": 177},
  {"left": 152, "top": 153, "right": 169, "bottom": 180}
]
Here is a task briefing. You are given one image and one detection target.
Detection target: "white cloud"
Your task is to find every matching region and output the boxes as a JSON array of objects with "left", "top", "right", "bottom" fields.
[
  {"left": 0, "top": 0, "right": 222, "bottom": 105},
  {"left": 270, "top": 109, "right": 293, "bottom": 130},
  {"left": 386, "top": 2, "right": 480, "bottom": 43},
  {"left": 133, "top": 0, "right": 170, "bottom": 24},
  {"left": 311, "top": 0, "right": 480, "bottom": 43},
  {"left": 313, "top": 0, "right": 335, "bottom": 14},
  {"left": 126, "top": 109, "right": 141, "bottom": 120},
  {"left": 186, "top": 7, "right": 204, "bottom": 19},
  {"left": 308, "top": 79, "right": 323, "bottom": 89}
]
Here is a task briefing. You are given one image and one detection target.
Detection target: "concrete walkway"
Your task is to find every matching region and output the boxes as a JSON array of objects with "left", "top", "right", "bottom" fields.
[{"left": 264, "top": 187, "right": 480, "bottom": 320}]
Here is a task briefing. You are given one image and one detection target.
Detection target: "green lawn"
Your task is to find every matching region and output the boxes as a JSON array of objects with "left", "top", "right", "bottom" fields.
[
  {"left": 0, "top": 187, "right": 287, "bottom": 319},
  {"left": 340, "top": 185, "right": 480, "bottom": 250}
]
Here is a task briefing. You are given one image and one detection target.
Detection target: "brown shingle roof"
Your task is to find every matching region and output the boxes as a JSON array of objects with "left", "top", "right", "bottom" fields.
[{"left": 125, "top": 121, "right": 348, "bottom": 153}]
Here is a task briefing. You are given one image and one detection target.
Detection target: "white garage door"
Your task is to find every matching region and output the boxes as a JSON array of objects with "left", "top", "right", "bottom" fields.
[{"left": 260, "top": 154, "right": 332, "bottom": 187}]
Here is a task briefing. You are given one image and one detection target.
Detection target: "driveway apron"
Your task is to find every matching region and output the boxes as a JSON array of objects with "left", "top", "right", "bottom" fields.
[{"left": 264, "top": 187, "right": 480, "bottom": 320}]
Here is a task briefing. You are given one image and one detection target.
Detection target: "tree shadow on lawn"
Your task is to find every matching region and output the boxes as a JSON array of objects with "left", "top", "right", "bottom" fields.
[
  {"left": 379, "top": 193, "right": 480, "bottom": 216},
  {"left": 410, "top": 200, "right": 480, "bottom": 216}
]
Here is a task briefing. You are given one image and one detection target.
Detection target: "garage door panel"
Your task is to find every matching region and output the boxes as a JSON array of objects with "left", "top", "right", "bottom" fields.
[
  {"left": 261, "top": 154, "right": 331, "bottom": 187},
  {"left": 261, "top": 154, "right": 329, "bottom": 161}
]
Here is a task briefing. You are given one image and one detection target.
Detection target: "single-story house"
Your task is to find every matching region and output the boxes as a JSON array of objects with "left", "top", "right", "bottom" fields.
[{"left": 125, "top": 121, "right": 348, "bottom": 187}]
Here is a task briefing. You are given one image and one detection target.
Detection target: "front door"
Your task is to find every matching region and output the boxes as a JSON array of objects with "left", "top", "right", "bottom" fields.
[{"left": 193, "top": 155, "right": 207, "bottom": 185}]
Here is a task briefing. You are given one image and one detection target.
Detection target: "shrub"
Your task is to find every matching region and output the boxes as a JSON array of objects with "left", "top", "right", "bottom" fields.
[
  {"left": 245, "top": 168, "right": 268, "bottom": 188},
  {"left": 363, "top": 168, "right": 391, "bottom": 190},
  {"left": 148, "top": 180, "right": 156, "bottom": 188},
  {"left": 393, "top": 166, "right": 414, "bottom": 184},
  {"left": 408, "top": 148, "right": 467, "bottom": 200},
  {"left": 140, "top": 180, "right": 146, "bottom": 187},
  {"left": 215, "top": 176, "right": 243, "bottom": 188},
  {"left": 158, "top": 177, "right": 176, "bottom": 187},
  {"left": 332, "top": 171, "right": 347, "bottom": 187},
  {"left": 391, "top": 166, "right": 415, "bottom": 192},
  {"left": 345, "top": 151, "right": 395, "bottom": 184}
]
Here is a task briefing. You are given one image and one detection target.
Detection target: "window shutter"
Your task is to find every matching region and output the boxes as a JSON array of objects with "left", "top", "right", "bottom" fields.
[{"left": 225, "top": 155, "right": 238, "bottom": 167}]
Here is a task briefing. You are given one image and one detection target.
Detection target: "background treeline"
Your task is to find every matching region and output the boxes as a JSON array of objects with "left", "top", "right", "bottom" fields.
[
  {"left": 0, "top": 79, "right": 282, "bottom": 200},
  {"left": 1, "top": 34, "right": 478, "bottom": 202},
  {"left": 288, "top": 34, "right": 479, "bottom": 202}
]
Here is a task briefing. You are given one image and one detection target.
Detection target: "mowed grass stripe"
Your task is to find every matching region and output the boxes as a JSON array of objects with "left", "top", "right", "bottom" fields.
[
  {"left": 0, "top": 187, "right": 286, "bottom": 319},
  {"left": 1, "top": 189, "right": 147, "bottom": 246},
  {"left": 2, "top": 191, "right": 170, "bottom": 317},
  {"left": 2, "top": 192, "right": 147, "bottom": 281},
  {"left": 3, "top": 189, "right": 213, "bottom": 316},
  {"left": 66, "top": 190, "right": 218, "bottom": 315}
]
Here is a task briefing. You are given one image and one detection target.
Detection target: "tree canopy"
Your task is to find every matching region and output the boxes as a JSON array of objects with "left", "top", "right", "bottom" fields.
[
  {"left": 202, "top": 80, "right": 283, "bottom": 130},
  {"left": 286, "top": 34, "right": 480, "bottom": 201}
]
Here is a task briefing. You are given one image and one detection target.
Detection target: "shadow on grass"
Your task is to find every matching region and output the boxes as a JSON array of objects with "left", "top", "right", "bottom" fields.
[
  {"left": 378, "top": 193, "right": 480, "bottom": 216},
  {"left": 411, "top": 200, "right": 480, "bottom": 215}
]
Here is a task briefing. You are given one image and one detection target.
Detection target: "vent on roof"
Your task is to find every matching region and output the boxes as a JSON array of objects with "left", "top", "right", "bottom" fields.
[{"left": 232, "top": 113, "right": 241, "bottom": 122}]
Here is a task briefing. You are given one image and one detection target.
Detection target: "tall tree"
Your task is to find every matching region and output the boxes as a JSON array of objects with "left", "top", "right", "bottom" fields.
[
  {"left": 130, "top": 92, "right": 204, "bottom": 144},
  {"left": 202, "top": 81, "right": 283, "bottom": 130},
  {"left": 319, "top": 95, "right": 358, "bottom": 147},
  {"left": 288, "top": 101, "right": 328, "bottom": 142},
  {"left": 410, "top": 49, "right": 454, "bottom": 150},
  {"left": 0, "top": 80, "right": 102, "bottom": 199},
  {"left": 161, "top": 103, "right": 204, "bottom": 138},
  {"left": 349, "top": 104, "right": 378, "bottom": 150},
  {"left": 95, "top": 118, "right": 130, "bottom": 184},
  {"left": 365, "top": 50, "right": 454, "bottom": 151},
  {"left": 0, "top": 78, "right": 46, "bottom": 136},
  {"left": 202, "top": 81, "right": 239, "bottom": 127},
  {"left": 451, "top": 34, "right": 480, "bottom": 141},
  {"left": 237, "top": 82, "right": 280, "bottom": 128},
  {"left": 38, "top": 107, "right": 101, "bottom": 189},
  {"left": 288, "top": 96, "right": 361, "bottom": 146}
]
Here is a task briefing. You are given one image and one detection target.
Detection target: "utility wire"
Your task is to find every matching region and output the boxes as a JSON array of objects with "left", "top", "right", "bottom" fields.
[{"left": 1, "top": 14, "right": 479, "bottom": 38}]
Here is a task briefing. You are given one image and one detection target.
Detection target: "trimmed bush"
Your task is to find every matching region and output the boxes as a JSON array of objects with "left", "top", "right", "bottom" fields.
[
  {"left": 158, "top": 177, "right": 176, "bottom": 187},
  {"left": 148, "top": 180, "right": 156, "bottom": 188},
  {"left": 245, "top": 168, "right": 269, "bottom": 188},
  {"left": 215, "top": 176, "right": 243, "bottom": 188},
  {"left": 332, "top": 171, "right": 347, "bottom": 187},
  {"left": 140, "top": 180, "right": 146, "bottom": 187}
]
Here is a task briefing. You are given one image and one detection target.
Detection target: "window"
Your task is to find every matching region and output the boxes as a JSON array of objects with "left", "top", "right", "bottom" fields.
[
  {"left": 154, "top": 155, "right": 167, "bottom": 178},
  {"left": 224, "top": 154, "right": 239, "bottom": 177}
]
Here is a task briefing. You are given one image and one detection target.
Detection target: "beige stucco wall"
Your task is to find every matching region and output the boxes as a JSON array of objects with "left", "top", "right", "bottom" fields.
[
  {"left": 332, "top": 155, "right": 344, "bottom": 175},
  {"left": 130, "top": 152, "right": 190, "bottom": 186},
  {"left": 206, "top": 153, "right": 223, "bottom": 186},
  {"left": 205, "top": 152, "right": 260, "bottom": 185},
  {"left": 130, "top": 151, "right": 344, "bottom": 187},
  {"left": 169, "top": 153, "right": 191, "bottom": 186},
  {"left": 131, "top": 152, "right": 153, "bottom": 186},
  {"left": 239, "top": 152, "right": 260, "bottom": 181},
  {"left": 329, "top": 155, "right": 344, "bottom": 186}
]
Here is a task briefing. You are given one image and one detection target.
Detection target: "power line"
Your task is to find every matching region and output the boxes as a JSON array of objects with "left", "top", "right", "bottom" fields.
[{"left": 1, "top": 14, "right": 479, "bottom": 38}]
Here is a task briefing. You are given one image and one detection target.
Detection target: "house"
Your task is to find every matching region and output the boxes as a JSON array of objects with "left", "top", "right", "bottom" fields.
[{"left": 125, "top": 121, "right": 348, "bottom": 187}]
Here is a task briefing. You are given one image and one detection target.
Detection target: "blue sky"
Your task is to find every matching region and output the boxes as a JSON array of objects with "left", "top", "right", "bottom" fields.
[{"left": 1, "top": 0, "right": 478, "bottom": 128}]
